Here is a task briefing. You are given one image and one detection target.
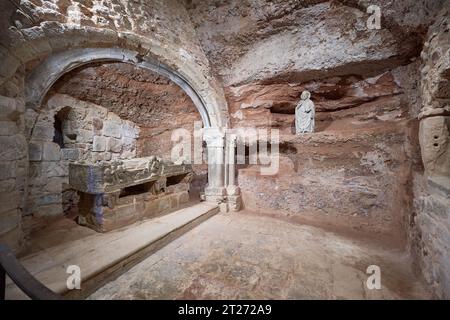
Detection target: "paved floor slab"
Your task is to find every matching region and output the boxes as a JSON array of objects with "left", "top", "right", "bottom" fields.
[
  {"left": 90, "top": 211, "right": 431, "bottom": 299},
  {"left": 6, "top": 202, "right": 219, "bottom": 299}
]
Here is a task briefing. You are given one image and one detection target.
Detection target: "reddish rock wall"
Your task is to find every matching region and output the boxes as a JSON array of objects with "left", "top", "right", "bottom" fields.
[
  {"left": 238, "top": 120, "right": 421, "bottom": 247},
  {"left": 226, "top": 59, "right": 423, "bottom": 247},
  {"left": 0, "top": 0, "right": 228, "bottom": 251}
]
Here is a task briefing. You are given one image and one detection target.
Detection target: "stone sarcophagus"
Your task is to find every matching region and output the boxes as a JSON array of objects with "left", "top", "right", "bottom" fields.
[{"left": 69, "top": 156, "right": 193, "bottom": 232}]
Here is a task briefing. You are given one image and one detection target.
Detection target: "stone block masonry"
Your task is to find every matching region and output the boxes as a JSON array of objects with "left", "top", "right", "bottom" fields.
[
  {"left": 78, "top": 189, "right": 190, "bottom": 233},
  {"left": 25, "top": 94, "right": 140, "bottom": 231},
  {"left": 0, "top": 95, "right": 26, "bottom": 251},
  {"left": 0, "top": 0, "right": 229, "bottom": 253}
]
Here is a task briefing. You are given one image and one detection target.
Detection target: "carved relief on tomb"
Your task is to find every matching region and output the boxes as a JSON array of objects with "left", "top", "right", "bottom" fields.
[
  {"left": 70, "top": 157, "right": 192, "bottom": 194},
  {"left": 69, "top": 156, "right": 193, "bottom": 232}
]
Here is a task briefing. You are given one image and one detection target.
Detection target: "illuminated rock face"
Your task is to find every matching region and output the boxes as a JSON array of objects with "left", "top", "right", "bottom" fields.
[{"left": 186, "top": 0, "right": 445, "bottom": 85}]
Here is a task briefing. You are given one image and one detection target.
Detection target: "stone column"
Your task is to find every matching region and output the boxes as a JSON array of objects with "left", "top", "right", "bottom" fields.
[
  {"left": 203, "top": 127, "right": 226, "bottom": 206},
  {"left": 226, "top": 133, "right": 242, "bottom": 211}
]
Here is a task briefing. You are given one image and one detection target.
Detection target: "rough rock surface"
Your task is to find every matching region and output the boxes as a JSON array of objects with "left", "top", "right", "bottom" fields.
[
  {"left": 238, "top": 119, "right": 421, "bottom": 247},
  {"left": 53, "top": 63, "right": 200, "bottom": 130},
  {"left": 24, "top": 93, "right": 139, "bottom": 233},
  {"left": 186, "top": 0, "right": 444, "bottom": 85},
  {"left": 410, "top": 6, "right": 450, "bottom": 299},
  {"left": 226, "top": 66, "right": 417, "bottom": 131}
]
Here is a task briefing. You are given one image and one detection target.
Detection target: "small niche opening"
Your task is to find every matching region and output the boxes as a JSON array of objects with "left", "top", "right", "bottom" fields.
[
  {"left": 119, "top": 181, "right": 154, "bottom": 197},
  {"left": 279, "top": 142, "right": 297, "bottom": 154},
  {"left": 167, "top": 174, "right": 187, "bottom": 186},
  {"left": 269, "top": 102, "right": 295, "bottom": 114},
  {"left": 53, "top": 106, "right": 72, "bottom": 148}
]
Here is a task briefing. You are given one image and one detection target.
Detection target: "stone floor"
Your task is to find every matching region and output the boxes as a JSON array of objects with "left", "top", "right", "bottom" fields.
[
  {"left": 89, "top": 211, "right": 431, "bottom": 300},
  {"left": 6, "top": 202, "right": 218, "bottom": 299}
]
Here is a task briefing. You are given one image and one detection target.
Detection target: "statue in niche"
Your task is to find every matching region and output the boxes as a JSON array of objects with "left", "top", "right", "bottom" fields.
[{"left": 295, "top": 90, "right": 315, "bottom": 134}]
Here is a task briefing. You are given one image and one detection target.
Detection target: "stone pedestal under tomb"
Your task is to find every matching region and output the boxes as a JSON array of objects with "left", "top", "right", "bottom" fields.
[{"left": 69, "top": 156, "right": 193, "bottom": 232}]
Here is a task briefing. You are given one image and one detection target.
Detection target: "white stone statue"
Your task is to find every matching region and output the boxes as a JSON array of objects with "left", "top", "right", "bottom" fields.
[{"left": 295, "top": 90, "right": 315, "bottom": 134}]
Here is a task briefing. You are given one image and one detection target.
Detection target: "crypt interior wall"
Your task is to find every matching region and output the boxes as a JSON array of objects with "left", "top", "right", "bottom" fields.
[
  {"left": 410, "top": 8, "right": 450, "bottom": 298},
  {"left": 0, "top": 0, "right": 449, "bottom": 299},
  {"left": 51, "top": 62, "right": 208, "bottom": 200},
  {"left": 21, "top": 62, "right": 207, "bottom": 235},
  {"left": 186, "top": 0, "right": 450, "bottom": 298},
  {"left": 0, "top": 0, "right": 229, "bottom": 252},
  {"left": 186, "top": 0, "right": 430, "bottom": 245},
  {"left": 234, "top": 63, "right": 423, "bottom": 247}
]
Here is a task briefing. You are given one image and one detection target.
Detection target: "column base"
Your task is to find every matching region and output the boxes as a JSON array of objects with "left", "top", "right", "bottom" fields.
[
  {"left": 203, "top": 186, "right": 242, "bottom": 212},
  {"left": 227, "top": 194, "right": 242, "bottom": 211},
  {"left": 226, "top": 186, "right": 242, "bottom": 212},
  {"left": 204, "top": 186, "right": 226, "bottom": 204}
]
